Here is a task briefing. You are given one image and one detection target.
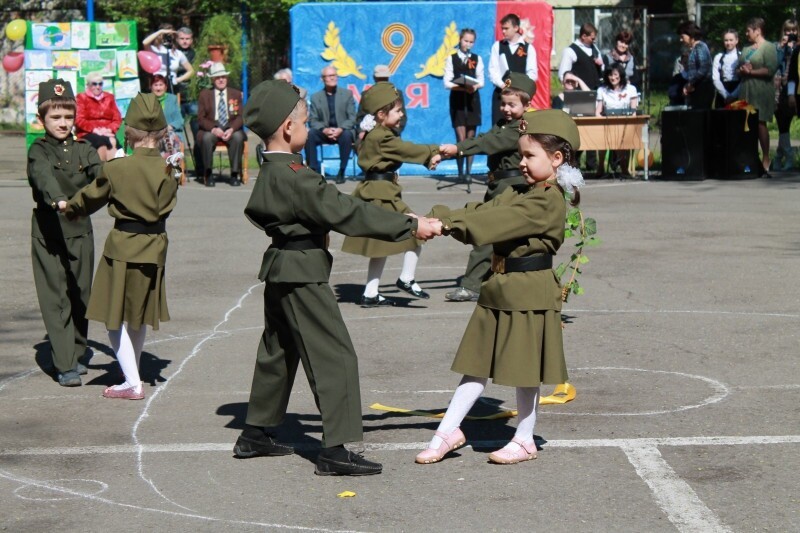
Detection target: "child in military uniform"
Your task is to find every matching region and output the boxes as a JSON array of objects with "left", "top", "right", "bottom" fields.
[
  {"left": 27, "top": 79, "right": 103, "bottom": 387},
  {"left": 438, "top": 72, "right": 536, "bottom": 303},
  {"left": 341, "top": 82, "right": 442, "bottom": 307},
  {"left": 64, "top": 93, "right": 179, "bottom": 400},
  {"left": 416, "top": 109, "right": 584, "bottom": 465},
  {"left": 234, "top": 80, "right": 439, "bottom": 476}
]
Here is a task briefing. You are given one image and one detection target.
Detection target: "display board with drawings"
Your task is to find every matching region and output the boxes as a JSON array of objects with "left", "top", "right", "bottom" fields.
[{"left": 23, "top": 20, "right": 139, "bottom": 148}]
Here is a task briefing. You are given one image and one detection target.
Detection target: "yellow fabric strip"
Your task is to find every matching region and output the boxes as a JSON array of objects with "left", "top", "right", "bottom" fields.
[{"left": 369, "top": 383, "right": 576, "bottom": 419}]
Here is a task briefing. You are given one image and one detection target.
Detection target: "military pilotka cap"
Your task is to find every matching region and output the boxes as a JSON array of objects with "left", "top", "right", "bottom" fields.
[
  {"left": 503, "top": 72, "right": 537, "bottom": 98},
  {"left": 519, "top": 109, "right": 581, "bottom": 151},
  {"left": 125, "top": 92, "right": 167, "bottom": 131},
  {"left": 38, "top": 79, "right": 75, "bottom": 105},
  {"left": 360, "top": 82, "right": 400, "bottom": 114},
  {"left": 244, "top": 80, "right": 302, "bottom": 139}
]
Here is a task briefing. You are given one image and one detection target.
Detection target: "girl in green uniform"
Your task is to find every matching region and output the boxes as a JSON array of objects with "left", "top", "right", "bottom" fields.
[
  {"left": 416, "top": 109, "right": 583, "bottom": 465},
  {"left": 341, "top": 82, "right": 441, "bottom": 307},
  {"left": 64, "top": 93, "right": 179, "bottom": 400}
]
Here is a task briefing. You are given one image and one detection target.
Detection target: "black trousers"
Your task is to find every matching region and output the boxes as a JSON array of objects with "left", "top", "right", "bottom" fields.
[
  {"left": 200, "top": 129, "right": 245, "bottom": 175},
  {"left": 304, "top": 129, "right": 354, "bottom": 174}
]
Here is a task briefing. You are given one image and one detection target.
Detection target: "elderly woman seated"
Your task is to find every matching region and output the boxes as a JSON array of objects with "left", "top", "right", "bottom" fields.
[
  {"left": 75, "top": 72, "right": 122, "bottom": 161},
  {"left": 150, "top": 74, "right": 185, "bottom": 159}
]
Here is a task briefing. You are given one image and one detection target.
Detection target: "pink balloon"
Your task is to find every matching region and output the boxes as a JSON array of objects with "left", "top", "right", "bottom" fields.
[
  {"left": 137, "top": 51, "right": 162, "bottom": 74},
  {"left": 1, "top": 52, "right": 24, "bottom": 73}
]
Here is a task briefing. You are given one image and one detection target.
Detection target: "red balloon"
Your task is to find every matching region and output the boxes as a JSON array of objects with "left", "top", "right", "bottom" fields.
[
  {"left": 2, "top": 51, "right": 24, "bottom": 73},
  {"left": 137, "top": 51, "right": 162, "bottom": 74}
]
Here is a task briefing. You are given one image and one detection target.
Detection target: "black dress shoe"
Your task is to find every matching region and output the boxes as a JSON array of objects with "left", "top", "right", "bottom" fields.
[
  {"left": 360, "top": 294, "right": 395, "bottom": 308},
  {"left": 315, "top": 446, "right": 382, "bottom": 476},
  {"left": 233, "top": 432, "right": 294, "bottom": 458},
  {"left": 395, "top": 279, "right": 430, "bottom": 299},
  {"left": 229, "top": 174, "right": 241, "bottom": 187},
  {"left": 335, "top": 171, "right": 346, "bottom": 184},
  {"left": 205, "top": 175, "right": 216, "bottom": 187}
]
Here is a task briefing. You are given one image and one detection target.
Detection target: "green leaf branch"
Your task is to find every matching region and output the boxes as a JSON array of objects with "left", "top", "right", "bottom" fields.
[{"left": 555, "top": 205, "right": 600, "bottom": 303}]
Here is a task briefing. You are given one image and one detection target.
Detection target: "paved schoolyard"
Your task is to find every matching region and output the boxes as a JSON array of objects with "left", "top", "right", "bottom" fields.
[{"left": 1, "top": 132, "right": 798, "bottom": 532}]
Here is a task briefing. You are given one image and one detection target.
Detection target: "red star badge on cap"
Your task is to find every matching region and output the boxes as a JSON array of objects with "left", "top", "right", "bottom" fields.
[{"left": 54, "top": 84, "right": 65, "bottom": 96}]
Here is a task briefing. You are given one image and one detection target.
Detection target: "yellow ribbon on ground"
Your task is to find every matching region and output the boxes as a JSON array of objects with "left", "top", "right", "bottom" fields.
[{"left": 369, "top": 383, "right": 575, "bottom": 419}]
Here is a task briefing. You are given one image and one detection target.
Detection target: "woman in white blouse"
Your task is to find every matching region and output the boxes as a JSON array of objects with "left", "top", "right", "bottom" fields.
[{"left": 596, "top": 64, "right": 638, "bottom": 175}]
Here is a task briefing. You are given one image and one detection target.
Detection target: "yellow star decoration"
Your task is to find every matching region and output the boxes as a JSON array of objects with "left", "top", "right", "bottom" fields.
[
  {"left": 415, "top": 21, "right": 459, "bottom": 79},
  {"left": 321, "top": 21, "right": 367, "bottom": 80}
]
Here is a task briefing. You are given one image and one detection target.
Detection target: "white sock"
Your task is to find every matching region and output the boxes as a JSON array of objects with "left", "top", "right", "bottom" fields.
[
  {"left": 399, "top": 246, "right": 422, "bottom": 292},
  {"left": 503, "top": 386, "right": 540, "bottom": 452},
  {"left": 364, "top": 257, "right": 387, "bottom": 298},
  {"left": 429, "top": 375, "right": 487, "bottom": 449},
  {"left": 107, "top": 324, "right": 141, "bottom": 390},
  {"left": 128, "top": 325, "right": 147, "bottom": 377}
]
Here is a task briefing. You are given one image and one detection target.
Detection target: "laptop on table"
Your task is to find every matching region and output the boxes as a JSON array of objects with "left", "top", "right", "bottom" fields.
[{"left": 563, "top": 90, "right": 597, "bottom": 117}]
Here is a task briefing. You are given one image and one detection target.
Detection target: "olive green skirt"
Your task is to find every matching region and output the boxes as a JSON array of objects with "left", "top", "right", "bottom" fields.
[
  {"left": 451, "top": 306, "right": 567, "bottom": 387},
  {"left": 341, "top": 197, "right": 422, "bottom": 258},
  {"left": 86, "top": 257, "right": 169, "bottom": 331}
]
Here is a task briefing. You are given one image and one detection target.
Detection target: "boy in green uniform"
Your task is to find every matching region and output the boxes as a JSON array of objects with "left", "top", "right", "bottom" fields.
[
  {"left": 234, "top": 80, "right": 439, "bottom": 476},
  {"left": 438, "top": 72, "right": 536, "bottom": 302},
  {"left": 27, "top": 79, "right": 103, "bottom": 387}
]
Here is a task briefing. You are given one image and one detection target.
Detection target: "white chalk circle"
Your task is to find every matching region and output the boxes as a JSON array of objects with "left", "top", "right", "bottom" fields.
[
  {"left": 14, "top": 478, "right": 108, "bottom": 501},
  {"left": 545, "top": 366, "right": 730, "bottom": 416}
]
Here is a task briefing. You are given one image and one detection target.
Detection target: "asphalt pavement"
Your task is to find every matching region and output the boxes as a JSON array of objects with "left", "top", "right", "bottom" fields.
[{"left": 1, "top": 132, "right": 798, "bottom": 532}]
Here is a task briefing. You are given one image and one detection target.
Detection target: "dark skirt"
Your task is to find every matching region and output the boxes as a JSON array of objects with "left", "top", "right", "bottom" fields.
[{"left": 450, "top": 90, "right": 482, "bottom": 128}]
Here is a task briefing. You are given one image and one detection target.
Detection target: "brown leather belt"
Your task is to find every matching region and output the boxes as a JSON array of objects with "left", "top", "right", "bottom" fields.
[
  {"left": 114, "top": 219, "right": 166, "bottom": 234},
  {"left": 364, "top": 171, "right": 398, "bottom": 182},
  {"left": 491, "top": 253, "right": 553, "bottom": 274},
  {"left": 271, "top": 234, "right": 329, "bottom": 250}
]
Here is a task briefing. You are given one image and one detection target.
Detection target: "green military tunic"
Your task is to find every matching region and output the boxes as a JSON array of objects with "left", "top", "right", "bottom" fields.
[
  {"left": 430, "top": 182, "right": 569, "bottom": 387},
  {"left": 27, "top": 134, "right": 102, "bottom": 373},
  {"left": 455, "top": 117, "right": 530, "bottom": 292},
  {"left": 341, "top": 125, "right": 437, "bottom": 258},
  {"left": 244, "top": 152, "right": 418, "bottom": 447},
  {"left": 66, "top": 147, "right": 178, "bottom": 331}
]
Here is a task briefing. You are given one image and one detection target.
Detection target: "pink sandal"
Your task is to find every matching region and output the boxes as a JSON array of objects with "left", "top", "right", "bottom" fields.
[
  {"left": 488, "top": 437, "right": 538, "bottom": 464},
  {"left": 415, "top": 428, "right": 466, "bottom": 464}
]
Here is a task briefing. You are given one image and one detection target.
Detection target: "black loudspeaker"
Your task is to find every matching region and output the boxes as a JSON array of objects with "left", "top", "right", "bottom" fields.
[
  {"left": 705, "top": 110, "right": 760, "bottom": 179},
  {"left": 660, "top": 110, "right": 708, "bottom": 179}
]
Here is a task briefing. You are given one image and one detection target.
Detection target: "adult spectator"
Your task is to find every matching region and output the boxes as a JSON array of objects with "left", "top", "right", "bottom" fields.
[
  {"left": 711, "top": 29, "right": 741, "bottom": 108},
  {"left": 150, "top": 74, "right": 184, "bottom": 159},
  {"left": 444, "top": 28, "right": 484, "bottom": 183},
  {"left": 74, "top": 72, "right": 121, "bottom": 161},
  {"left": 305, "top": 66, "right": 357, "bottom": 184},
  {"left": 356, "top": 64, "right": 406, "bottom": 142},
  {"left": 677, "top": 21, "right": 713, "bottom": 110},
  {"left": 273, "top": 68, "right": 308, "bottom": 98},
  {"left": 737, "top": 17, "right": 778, "bottom": 175},
  {"left": 595, "top": 64, "right": 638, "bottom": 175},
  {"left": 142, "top": 24, "right": 194, "bottom": 94},
  {"left": 488, "top": 14, "right": 537, "bottom": 124},
  {"left": 667, "top": 49, "right": 690, "bottom": 106},
  {"left": 552, "top": 71, "right": 589, "bottom": 109},
  {"left": 197, "top": 62, "right": 245, "bottom": 187},
  {"left": 603, "top": 30, "right": 640, "bottom": 89},
  {"left": 559, "top": 23, "right": 603, "bottom": 174},
  {"left": 774, "top": 19, "right": 798, "bottom": 171},
  {"left": 558, "top": 23, "right": 603, "bottom": 90}
]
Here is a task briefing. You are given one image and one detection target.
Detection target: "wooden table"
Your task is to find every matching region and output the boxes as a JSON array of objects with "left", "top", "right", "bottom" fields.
[{"left": 573, "top": 115, "right": 651, "bottom": 179}]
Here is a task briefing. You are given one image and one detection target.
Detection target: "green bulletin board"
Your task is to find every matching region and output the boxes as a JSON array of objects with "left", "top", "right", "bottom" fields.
[{"left": 22, "top": 20, "right": 138, "bottom": 148}]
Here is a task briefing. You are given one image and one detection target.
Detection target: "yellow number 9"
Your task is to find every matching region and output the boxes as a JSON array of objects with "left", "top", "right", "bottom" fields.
[{"left": 381, "top": 23, "right": 414, "bottom": 74}]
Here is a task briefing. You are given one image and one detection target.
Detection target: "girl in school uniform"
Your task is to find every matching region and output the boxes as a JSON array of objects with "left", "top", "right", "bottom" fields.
[
  {"left": 416, "top": 109, "right": 583, "bottom": 465},
  {"left": 341, "top": 82, "right": 441, "bottom": 307},
  {"left": 64, "top": 93, "right": 179, "bottom": 400}
]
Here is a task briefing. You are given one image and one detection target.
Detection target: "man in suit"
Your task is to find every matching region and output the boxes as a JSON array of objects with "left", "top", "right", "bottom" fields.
[
  {"left": 305, "top": 66, "right": 357, "bottom": 184},
  {"left": 197, "top": 62, "right": 245, "bottom": 187}
]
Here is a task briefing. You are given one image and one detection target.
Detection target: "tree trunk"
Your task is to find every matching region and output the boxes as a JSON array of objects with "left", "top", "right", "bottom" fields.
[{"left": 686, "top": 0, "right": 697, "bottom": 21}]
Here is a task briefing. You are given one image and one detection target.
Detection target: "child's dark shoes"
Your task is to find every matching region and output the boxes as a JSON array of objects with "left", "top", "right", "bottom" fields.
[
  {"left": 488, "top": 438, "right": 538, "bottom": 464},
  {"left": 395, "top": 278, "right": 430, "bottom": 299},
  {"left": 415, "top": 428, "right": 466, "bottom": 464},
  {"left": 360, "top": 294, "right": 395, "bottom": 308}
]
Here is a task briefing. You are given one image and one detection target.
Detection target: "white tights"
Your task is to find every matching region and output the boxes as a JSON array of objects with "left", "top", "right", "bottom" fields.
[
  {"left": 107, "top": 323, "right": 146, "bottom": 391},
  {"left": 363, "top": 246, "right": 423, "bottom": 297},
  {"left": 429, "top": 375, "right": 540, "bottom": 452}
]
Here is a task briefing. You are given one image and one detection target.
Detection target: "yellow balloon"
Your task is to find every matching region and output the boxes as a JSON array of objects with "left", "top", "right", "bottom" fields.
[{"left": 6, "top": 20, "right": 27, "bottom": 41}]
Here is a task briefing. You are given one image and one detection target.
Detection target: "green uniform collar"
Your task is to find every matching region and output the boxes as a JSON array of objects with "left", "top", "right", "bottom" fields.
[
  {"left": 132, "top": 147, "right": 162, "bottom": 157},
  {"left": 43, "top": 133, "right": 75, "bottom": 146},
  {"left": 262, "top": 151, "right": 303, "bottom": 164}
]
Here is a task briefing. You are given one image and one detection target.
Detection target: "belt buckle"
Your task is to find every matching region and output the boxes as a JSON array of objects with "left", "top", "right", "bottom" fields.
[{"left": 491, "top": 254, "right": 506, "bottom": 274}]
